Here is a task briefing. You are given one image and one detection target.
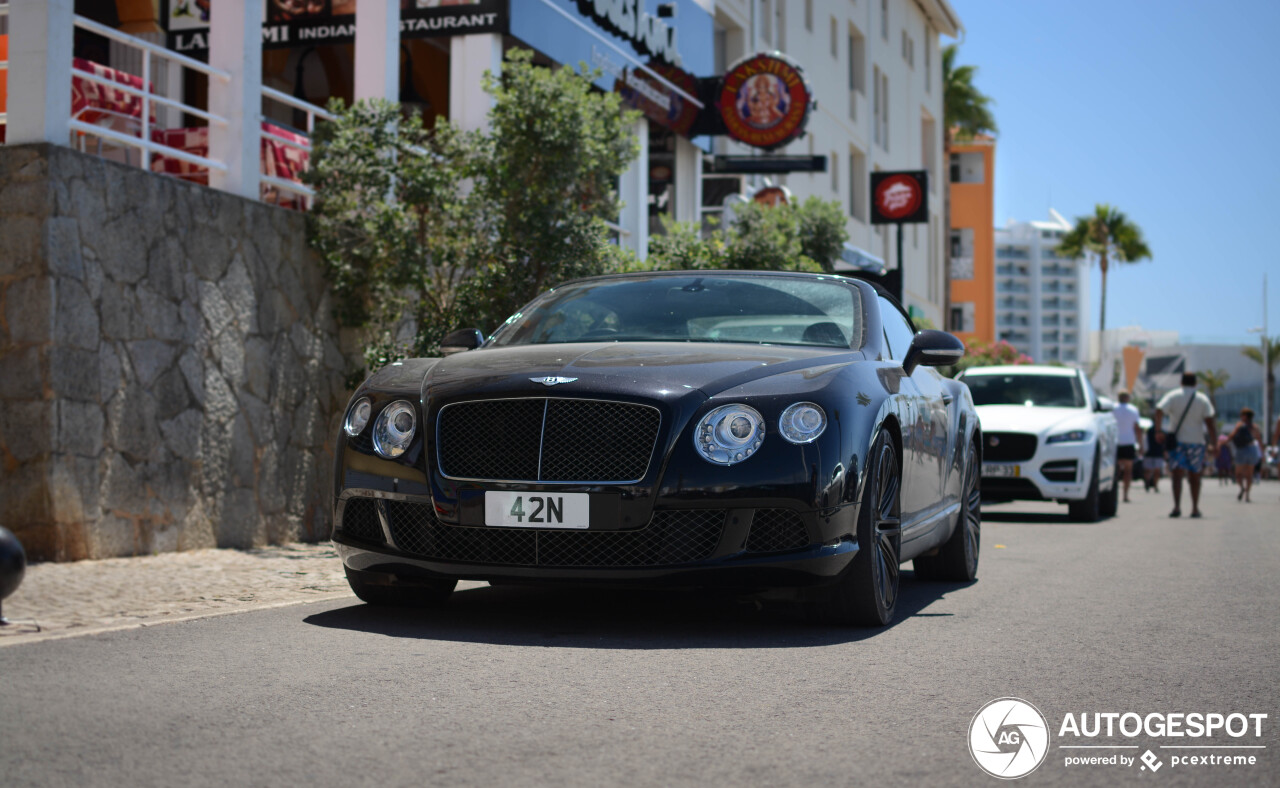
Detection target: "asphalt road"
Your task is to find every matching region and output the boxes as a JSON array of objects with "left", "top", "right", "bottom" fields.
[{"left": 3, "top": 481, "right": 1278, "bottom": 788}]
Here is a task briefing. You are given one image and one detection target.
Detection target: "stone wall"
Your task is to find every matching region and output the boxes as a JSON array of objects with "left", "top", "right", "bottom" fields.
[{"left": 0, "top": 144, "right": 348, "bottom": 561}]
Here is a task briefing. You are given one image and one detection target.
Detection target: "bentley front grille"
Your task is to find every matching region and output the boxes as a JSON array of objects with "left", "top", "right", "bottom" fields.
[
  {"left": 385, "top": 501, "right": 724, "bottom": 568},
  {"left": 983, "top": 432, "right": 1038, "bottom": 462},
  {"left": 437, "top": 398, "right": 661, "bottom": 483},
  {"left": 745, "top": 509, "right": 810, "bottom": 553}
]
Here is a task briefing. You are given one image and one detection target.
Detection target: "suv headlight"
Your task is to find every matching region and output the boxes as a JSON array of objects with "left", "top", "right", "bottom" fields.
[
  {"left": 373, "top": 400, "right": 417, "bottom": 459},
  {"left": 695, "top": 404, "right": 765, "bottom": 465},
  {"left": 1046, "top": 430, "right": 1091, "bottom": 444},
  {"left": 779, "top": 402, "right": 827, "bottom": 444}
]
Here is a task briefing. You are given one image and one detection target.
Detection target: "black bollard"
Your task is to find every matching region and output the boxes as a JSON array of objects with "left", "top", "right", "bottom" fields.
[{"left": 0, "top": 526, "right": 26, "bottom": 625}]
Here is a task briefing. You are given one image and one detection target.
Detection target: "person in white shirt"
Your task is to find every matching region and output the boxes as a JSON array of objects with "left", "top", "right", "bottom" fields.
[
  {"left": 1155, "top": 373, "right": 1218, "bottom": 518},
  {"left": 1112, "top": 391, "right": 1143, "bottom": 503}
]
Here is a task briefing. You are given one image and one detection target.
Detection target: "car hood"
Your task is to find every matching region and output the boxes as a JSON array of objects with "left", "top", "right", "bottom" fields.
[
  {"left": 423, "top": 342, "right": 859, "bottom": 404},
  {"left": 973, "top": 405, "right": 1096, "bottom": 436}
]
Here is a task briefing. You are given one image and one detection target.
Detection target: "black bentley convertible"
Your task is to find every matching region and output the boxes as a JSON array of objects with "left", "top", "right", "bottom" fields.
[{"left": 332, "top": 271, "right": 981, "bottom": 625}]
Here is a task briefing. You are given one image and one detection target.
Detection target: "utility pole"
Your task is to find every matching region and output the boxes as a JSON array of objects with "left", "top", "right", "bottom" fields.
[{"left": 1264, "top": 273, "right": 1271, "bottom": 448}]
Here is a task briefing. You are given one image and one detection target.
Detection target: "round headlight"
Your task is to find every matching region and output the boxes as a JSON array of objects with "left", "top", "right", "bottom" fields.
[
  {"left": 695, "top": 404, "right": 765, "bottom": 465},
  {"left": 344, "top": 396, "right": 372, "bottom": 437},
  {"left": 779, "top": 402, "right": 827, "bottom": 444},
  {"left": 373, "top": 400, "right": 417, "bottom": 459}
]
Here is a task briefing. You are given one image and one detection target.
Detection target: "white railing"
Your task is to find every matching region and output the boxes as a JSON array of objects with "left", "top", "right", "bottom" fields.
[
  {"left": 68, "top": 14, "right": 230, "bottom": 174},
  {"left": 0, "top": 3, "right": 8, "bottom": 133},
  {"left": 259, "top": 86, "right": 335, "bottom": 207}
]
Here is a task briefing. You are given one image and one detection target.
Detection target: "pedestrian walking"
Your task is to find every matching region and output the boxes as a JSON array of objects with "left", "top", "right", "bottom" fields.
[
  {"left": 1229, "top": 408, "right": 1263, "bottom": 503},
  {"left": 1155, "top": 372, "right": 1217, "bottom": 518},
  {"left": 1143, "top": 422, "right": 1166, "bottom": 492},
  {"left": 1112, "top": 391, "right": 1143, "bottom": 502},
  {"left": 1215, "top": 433, "right": 1234, "bottom": 486}
]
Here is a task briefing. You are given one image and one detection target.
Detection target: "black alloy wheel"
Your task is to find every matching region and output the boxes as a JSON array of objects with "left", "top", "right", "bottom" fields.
[
  {"left": 1068, "top": 448, "right": 1102, "bottom": 522},
  {"left": 813, "top": 430, "right": 902, "bottom": 626},
  {"left": 915, "top": 439, "right": 981, "bottom": 582}
]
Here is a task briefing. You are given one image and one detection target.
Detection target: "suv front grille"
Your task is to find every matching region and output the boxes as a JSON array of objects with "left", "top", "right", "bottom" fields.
[
  {"left": 339, "top": 497, "right": 383, "bottom": 544},
  {"left": 437, "top": 398, "right": 661, "bottom": 483},
  {"left": 385, "top": 501, "right": 724, "bottom": 567},
  {"left": 983, "top": 432, "right": 1038, "bottom": 462}
]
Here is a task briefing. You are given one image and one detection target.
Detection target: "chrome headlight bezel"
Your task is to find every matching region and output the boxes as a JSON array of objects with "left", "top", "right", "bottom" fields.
[
  {"left": 694, "top": 404, "right": 766, "bottom": 466},
  {"left": 373, "top": 400, "right": 418, "bottom": 459},
  {"left": 778, "top": 402, "right": 828, "bottom": 444},
  {"left": 344, "top": 396, "right": 372, "bottom": 437},
  {"left": 1046, "top": 429, "right": 1092, "bottom": 444}
]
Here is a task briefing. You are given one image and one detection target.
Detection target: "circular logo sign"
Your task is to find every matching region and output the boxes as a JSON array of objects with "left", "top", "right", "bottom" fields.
[
  {"left": 968, "top": 697, "right": 1051, "bottom": 779},
  {"left": 874, "top": 174, "right": 923, "bottom": 221},
  {"left": 717, "top": 53, "right": 812, "bottom": 150}
]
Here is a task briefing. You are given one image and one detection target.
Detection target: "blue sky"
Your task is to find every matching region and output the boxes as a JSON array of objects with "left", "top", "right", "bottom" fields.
[{"left": 950, "top": 0, "right": 1280, "bottom": 345}]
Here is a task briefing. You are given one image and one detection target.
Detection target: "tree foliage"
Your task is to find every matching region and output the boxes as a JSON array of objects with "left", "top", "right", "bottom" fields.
[
  {"left": 1196, "top": 368, "right": 1231, "bottom": 404},
  {"left": 1056, "top": 204, "right": 1151, "bottom": 337},
  {"left": 646, "top": 196, "right": 848, "bottom": 274},
  {"left": 943, "top": 45, "right": 998, "bottom": 141},
  {"left": 304, "top": 49, "right": 639, "bottom": 371},
  {"left": 944, "top": 338, "right": 1033, "bottom": 377}
]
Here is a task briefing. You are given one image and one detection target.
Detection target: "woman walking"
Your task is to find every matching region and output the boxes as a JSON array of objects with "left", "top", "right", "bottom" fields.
[{"left": 1229, "top": 408, "right": 1263, "bottom": 503}]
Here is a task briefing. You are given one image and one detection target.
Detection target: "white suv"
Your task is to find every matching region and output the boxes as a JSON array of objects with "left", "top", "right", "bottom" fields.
[{"left": 957, "top": 365, "right": 1119, "bottom": 522}]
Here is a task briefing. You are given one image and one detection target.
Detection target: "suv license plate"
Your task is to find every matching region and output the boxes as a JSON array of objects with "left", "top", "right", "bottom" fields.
[
  {"left": 484, "top": 492, "right": 589, "bottom": 529},
  {"left": 982, "top": 463, "right": 1020, "bottom": 478}
]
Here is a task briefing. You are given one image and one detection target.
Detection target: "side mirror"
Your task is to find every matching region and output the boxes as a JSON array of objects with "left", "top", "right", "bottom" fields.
[
  {"left": 1095, "top": 396, "right": 1116, "bottom": 412},
  {"left": 902, "top": 330, "right": 965, "bottom": 375},
  {"left": 440, "top": 328, "right": 484, "bottom": 356}
]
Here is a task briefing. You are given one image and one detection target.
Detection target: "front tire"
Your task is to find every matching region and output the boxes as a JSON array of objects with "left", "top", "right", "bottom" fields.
[
  {"left": 345, "top": 566, "right": 457, "bottom": 607},
  {"left": 1068, "top": 450, "right": 1102, "bottom": 522},
  {"left": 915, "top": 440, "right": 980, "bottom": 582},
  {"left": 812, "top": 431, "right": 902, "bottom": 626}
]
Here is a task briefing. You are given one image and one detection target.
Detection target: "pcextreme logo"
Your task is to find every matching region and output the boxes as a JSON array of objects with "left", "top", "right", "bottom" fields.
[{"left": 969, "top": 698, "right": 1270, "bottom": 779}]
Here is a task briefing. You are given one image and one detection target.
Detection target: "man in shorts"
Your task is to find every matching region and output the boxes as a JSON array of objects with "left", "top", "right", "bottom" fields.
[
  {"left": 1155, "top": 372, "right": 1218, "bottom": 518},
  {"left": 1112, "top": 391, "right": 1143, "bottom": 502}
]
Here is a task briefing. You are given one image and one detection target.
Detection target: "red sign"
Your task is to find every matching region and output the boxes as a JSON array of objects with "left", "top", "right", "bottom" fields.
[
  {"left": 870, "top": 170, "right": 929, "bottom": 224},
  {"left": 717, "top": 53, "right": 813, "bottom": 151}
]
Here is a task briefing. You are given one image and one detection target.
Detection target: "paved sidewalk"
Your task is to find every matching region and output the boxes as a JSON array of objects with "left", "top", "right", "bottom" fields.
[{"left": 0, "top": 542, "right": 354, "bottom": 647}]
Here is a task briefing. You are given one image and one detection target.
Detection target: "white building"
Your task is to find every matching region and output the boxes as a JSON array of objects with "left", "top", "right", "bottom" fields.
[
  {"left": 708, "top": 0, "right": 961, "bottom": 326},
  {"left": 992, "top": 210, "right": 1090, "bottom": 365}
]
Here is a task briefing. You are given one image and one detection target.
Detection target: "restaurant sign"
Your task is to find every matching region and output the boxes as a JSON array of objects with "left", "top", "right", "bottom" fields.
[
  {"left": 165, "top": 0, "right": 508, "bottom": 56},
  {"left": 572, "top": 0, "right": 681, "bottom": 66},
  {"left": 716, "top": 53, "right": 813, "bottom": 151},
  {"left": 870, "top": 170, "right": 929, "bottom": 224}
]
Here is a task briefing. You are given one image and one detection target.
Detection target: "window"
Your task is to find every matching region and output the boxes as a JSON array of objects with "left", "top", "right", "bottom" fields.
[
  {"left": 949, "top": 151, "right": 984, "bottom": 183},
  {"left": 921, "top": 114, "right": 936, "bottom": 186},
  {"left": 805, "top": 0, "right": 813, "bottom": 32},
  {"left": 848, "top": 148, "right": 866, "bottom": 221},
  {"left": 879, "top": 72, "right": 889, "bottom": 149},
  {"left": 878, "top": 296, "right": 917, "bottom": 362},
  {"left": 848, "top": 24, "right": 865, "bottom": 122},
  {"left": 830, "top": 16, "right": 838, "bottom": 58},
  {"left": 881, "top": 0, "right": 889, "bottom": 41},
  {"left": 872, "top": 65, "right": 882, "bottom": 146},
  {"left": 761, "top": 0, "right": 772, "bottom": 45},
  {"left": 950, "top": 229, "right": 974, "bottom": 279},
  {"left": 831, "top": 151, "right": 839, "bottom": 194},
  {"left": 776, "top": 0, "right": 786, "bottom": 50},
  {"left": 901, "top": 31, "right": 913, "bottom": 67}
]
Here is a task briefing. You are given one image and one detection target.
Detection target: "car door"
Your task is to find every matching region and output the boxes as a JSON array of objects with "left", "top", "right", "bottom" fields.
[{"left": 877, "top": 297, "right": 949, "bottom": 534}]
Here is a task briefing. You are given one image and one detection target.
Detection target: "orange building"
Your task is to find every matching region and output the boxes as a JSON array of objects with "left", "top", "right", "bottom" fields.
[{"left": 946, "top": 134, "right": 996, "bottom": 343}]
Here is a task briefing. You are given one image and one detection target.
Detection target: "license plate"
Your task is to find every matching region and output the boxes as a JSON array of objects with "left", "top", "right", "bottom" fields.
[
  {"left": 484, "top": 492, "right": 589, "bottom": 529},
  {"left": 983, "top": 463, "right": 1020, "bottom": 478}
]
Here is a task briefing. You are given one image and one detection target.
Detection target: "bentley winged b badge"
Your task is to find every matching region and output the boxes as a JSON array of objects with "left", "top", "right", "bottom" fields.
[{"left": 530, "top": 376, "right": 578, "bottom": 387}]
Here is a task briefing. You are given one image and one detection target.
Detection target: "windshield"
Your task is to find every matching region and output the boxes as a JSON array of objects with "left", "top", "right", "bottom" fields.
[
  {"left": 488, "top": 275, "right": 862, "bottom": 349},
  {"left": 963, "top": 373, "right": 1086, "bottom": 408}
]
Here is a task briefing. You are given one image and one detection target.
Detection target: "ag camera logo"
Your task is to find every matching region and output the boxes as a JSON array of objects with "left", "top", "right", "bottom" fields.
[{"left": 969, "top": 697, "right": 1051, "bottom": 779}]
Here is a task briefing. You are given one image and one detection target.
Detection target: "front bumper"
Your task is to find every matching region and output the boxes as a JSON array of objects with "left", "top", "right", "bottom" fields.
[
  {"left": 332, "top": 492, "right": 860, "bottom": 589},
  {"left": 982, "top": 438, "right": 1096, "bottom": 502}
]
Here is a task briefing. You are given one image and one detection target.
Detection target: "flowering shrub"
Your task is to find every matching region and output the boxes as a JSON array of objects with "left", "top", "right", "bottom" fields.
[{"left": 944, "top": 338, "right": 1033, "bottom": 377}]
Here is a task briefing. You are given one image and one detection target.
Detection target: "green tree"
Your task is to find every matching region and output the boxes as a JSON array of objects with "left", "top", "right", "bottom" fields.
[
  {"left": 1196, "top": 368, "right": 1231, "bottom": 407},
  {"left": 305, "top": 49, "right": 639, "bottom": 370},
  {"left": 943, "top": 45, "right": 998, "bottom": 142},
  {"left": 944, "top": 338, "right": 1032, "bottom": 377},
  {"left": 1056, "top": 204, "right": 1152, "bottom": 337},
  {"left": 646, "top": 197, "right": 847, "bottom": 273},
  {"left": 1241, "top": 339, "right": 1280, "bottom": 422}
]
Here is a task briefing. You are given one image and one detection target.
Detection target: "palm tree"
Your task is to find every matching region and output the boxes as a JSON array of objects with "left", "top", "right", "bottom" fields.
[
  {"left": 1196, "top": 369, "right": 1231, "bottom": 409},
  {"left": 943, "top": 45, "right": 998, "bottom": 142},
  {"left": 942, "top": 45, "right": 997, "bottom": 326},
  {"left": 1241, "top": 338, "right": 1280, "bottom": 426},
  {"left": 1056, "top": 204, "right": 1152, "bottom": 337}
]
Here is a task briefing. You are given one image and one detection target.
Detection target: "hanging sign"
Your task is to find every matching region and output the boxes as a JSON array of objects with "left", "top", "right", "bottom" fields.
[
  {"left": 870, "top": 170, "right": 929, "bottom": 224},
  {"left": 716, "top": 53, "right": 813, "bottom": 151}
]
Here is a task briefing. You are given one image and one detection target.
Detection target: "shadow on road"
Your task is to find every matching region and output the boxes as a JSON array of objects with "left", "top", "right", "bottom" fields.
[
  {"left": 981, "top": 511, "right": 1081, "bottom": 524},
  {"left": 302, "top": 573, "right": 974, "bottom": 649}
]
